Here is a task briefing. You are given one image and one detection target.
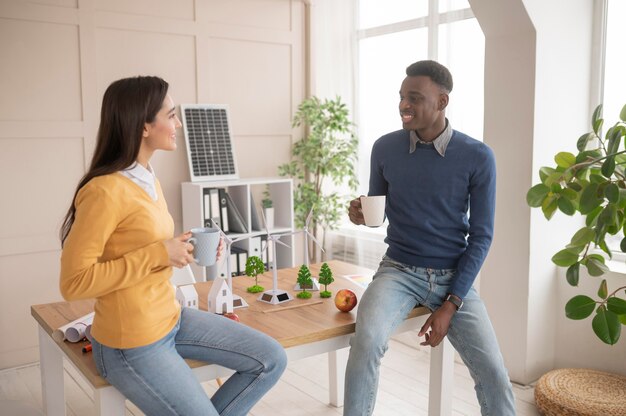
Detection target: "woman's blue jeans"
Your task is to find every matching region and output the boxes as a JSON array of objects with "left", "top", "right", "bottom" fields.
[
  {"left": 91, "top": 307, "right": 287, "bottom": 416},
  {"left": 344, "top": 256, "right": 516, "bottom": 415}
]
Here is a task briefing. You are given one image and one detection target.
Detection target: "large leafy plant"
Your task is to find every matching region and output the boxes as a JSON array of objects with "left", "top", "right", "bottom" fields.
[
  {"left": 526, "top": 104, "right": 626, "bottom": 345},
  {"left": 279, "top": 96, "right": 358, "bottom": 262}
]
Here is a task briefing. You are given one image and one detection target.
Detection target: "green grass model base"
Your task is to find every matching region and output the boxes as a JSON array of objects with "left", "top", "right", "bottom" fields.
[
  {"left": 247, "top": 285, "right": 265, "bottom": 293},
  {"left": 320, "top": 290, "right": 332, "bottom": 298},
  {"left": 297, "top": 291, "right": 312, "bottom": 299}
]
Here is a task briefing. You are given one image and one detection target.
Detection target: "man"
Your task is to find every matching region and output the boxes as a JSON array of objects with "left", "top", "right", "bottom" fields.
[{"left": 345, "top": 60, "right": 515, "bottom": 415}]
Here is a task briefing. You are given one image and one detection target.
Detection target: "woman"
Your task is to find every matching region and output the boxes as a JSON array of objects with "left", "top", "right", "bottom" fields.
[{"left": 60, "top": 76, "right": 287, "bottom": 416}]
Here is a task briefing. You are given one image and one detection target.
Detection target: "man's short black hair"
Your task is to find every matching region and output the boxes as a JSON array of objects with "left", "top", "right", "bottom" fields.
[{"left": 406, "top": 60, "right": 453, "bottom": 93}]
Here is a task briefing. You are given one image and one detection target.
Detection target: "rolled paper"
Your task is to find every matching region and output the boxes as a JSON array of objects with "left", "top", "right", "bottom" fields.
[{"left": 52, "top": 312, "right": 95, "bottom": 343}]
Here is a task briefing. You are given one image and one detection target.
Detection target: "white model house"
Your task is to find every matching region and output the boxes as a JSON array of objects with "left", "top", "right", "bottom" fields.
[
  {"left": 207, "top": 278, "right": 234, "bottom": 314},
  {"left": 176, "top": 285, "right": 199, "bottom": 310}
]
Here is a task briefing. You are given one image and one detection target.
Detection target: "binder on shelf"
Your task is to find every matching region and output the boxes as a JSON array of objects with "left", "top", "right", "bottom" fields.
[
  {"left": 250, "top": 193, "right": 261, "bottom": 231},
  {"left": 249, "top": 236, "right": 262, "bottom": 259},
  {"left": 225, "top": 192, "right": 248, "bottom": 233},
  {"left": 202, "top": 188, "right": 212, "bottom": 227},
  {"left": 260, "top": 235, "right": 268, "bottom": 265},
  {"left": 209, "top": 188, "right": 221, "bottom": 229},
  {"left": 231, "top": 246, "right": 248, "bottom": 276},
  {"left": 218, "top": 188, "right": 230, "bottom": 232}
]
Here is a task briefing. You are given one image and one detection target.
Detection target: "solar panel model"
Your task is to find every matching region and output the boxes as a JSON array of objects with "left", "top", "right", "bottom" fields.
[{"left": 181, "top": 104, "right": 239, "bottom": 182}]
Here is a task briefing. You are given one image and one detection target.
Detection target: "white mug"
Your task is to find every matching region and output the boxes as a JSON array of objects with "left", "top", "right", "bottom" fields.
[{"left": 360, "top": 195, "right": 386, "bottom": 227}]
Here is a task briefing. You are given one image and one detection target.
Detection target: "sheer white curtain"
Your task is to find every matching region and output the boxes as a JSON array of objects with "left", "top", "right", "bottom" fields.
[{"left": 308, "top": 0, "right": 357, "bottom": 114}]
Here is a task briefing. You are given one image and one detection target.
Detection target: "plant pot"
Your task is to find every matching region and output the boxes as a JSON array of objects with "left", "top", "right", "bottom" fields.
[{"left": 263, "top": 207, "right": 274, "bottom": 229}]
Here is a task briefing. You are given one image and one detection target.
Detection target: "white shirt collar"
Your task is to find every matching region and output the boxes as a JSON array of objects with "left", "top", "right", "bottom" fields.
[
  {"left": 120, "top": 162, "right": 158, "bottom": 201},
  {"left": 409, "top": 119, "right": 453, "bottom": 157}
]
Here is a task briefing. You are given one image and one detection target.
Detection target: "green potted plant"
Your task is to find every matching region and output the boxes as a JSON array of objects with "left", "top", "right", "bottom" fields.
[
  {"left": 261, "top": 185, "right": 274, "bottom": 229},
  {"left": 245, "top": 255, "right": 266, "bottom": 293},
  {"left": 279, "top": 96, "right": 358, "bottom": 263},
  {"left": 296, "top": 264, "right": 313, "bottom": 299},
  {"left": 526, "top": 104, "right": 626, "bottom": 345},
  {"left": 318, "top": 262, "right": 334, "bottom": 298}
]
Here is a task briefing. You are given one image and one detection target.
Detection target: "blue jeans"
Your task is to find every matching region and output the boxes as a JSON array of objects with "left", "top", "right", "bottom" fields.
[
  {"left": 344, "top": 256, "right": 515, "bottom": 415},
  {"left": 91, "top": 307, "right": 287, "bottom": 416}
]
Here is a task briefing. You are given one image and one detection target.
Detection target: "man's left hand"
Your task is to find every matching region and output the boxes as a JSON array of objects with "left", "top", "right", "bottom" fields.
[{"left": 418, "top": 301, "right": 457, "bottom": 347}]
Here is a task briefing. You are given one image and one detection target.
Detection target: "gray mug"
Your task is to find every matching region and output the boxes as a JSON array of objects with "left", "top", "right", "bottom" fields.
[{"left": 188, "top": 227, "right": 220, "bottom": 266}]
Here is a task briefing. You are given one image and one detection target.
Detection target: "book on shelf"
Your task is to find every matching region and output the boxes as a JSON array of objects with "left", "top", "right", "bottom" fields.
[
  {"left": 249, "top": 192, "right": 261, "bottom": 231},
  {"left": 225, "top": 192, "right": 248, "bottom": 233}
]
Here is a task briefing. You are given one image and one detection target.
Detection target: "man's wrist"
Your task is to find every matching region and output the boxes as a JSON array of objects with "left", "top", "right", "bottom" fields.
[{"left": 444, "top": 293, "right": 463, "bottom": 311}]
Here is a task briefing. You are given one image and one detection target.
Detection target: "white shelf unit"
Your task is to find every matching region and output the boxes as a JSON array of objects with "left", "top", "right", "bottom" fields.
[{"left": 182, "top": 177, "right": 295, "bottom": 281}]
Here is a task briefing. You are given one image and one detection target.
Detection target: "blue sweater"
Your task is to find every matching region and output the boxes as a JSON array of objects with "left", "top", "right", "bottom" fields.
[{"left": 369, "top": 129, "right": 496, "bottom": 299}]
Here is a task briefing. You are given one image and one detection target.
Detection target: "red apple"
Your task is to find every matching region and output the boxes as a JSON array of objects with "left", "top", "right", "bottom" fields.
[
  {"left": 334, "top": 289, "right": 358, "bottom": 312},
  {"left": 223, "top": 312, "right": 240, "bottom": 322}
]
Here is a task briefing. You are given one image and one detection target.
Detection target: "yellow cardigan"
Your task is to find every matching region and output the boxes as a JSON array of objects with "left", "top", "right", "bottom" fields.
[{"left": 60, "top": 173, "right": 179, "bottom": 348}]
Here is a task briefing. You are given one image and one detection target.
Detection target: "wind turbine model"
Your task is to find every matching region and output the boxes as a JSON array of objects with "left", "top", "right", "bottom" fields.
[
  {"left": 287, "top": 210, "right": 325, "bottom": 291},
  {"left": 258, "top": 210, "right": 293, "bottom": 305},
  {"left": 210, "top": 219, "right": 248, "bottom": 309}
]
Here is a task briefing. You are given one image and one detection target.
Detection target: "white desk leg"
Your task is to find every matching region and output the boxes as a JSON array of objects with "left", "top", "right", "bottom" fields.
[
  {"left": 428, "top": 337, "right": 454, "bottom": 416},
  {"left": 328, "top": 347, "right": 349, "bottom": 407},
  {"left": 94, "top": 385, "right": 126, "bottom": 416},
  {"left": 38, "top": 326, "right": 66, "bottom": 416}
]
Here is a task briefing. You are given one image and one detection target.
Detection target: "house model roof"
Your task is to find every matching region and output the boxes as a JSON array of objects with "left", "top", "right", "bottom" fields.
[{"left": 176, "top": 285, "right": 198, "bottom": 298}]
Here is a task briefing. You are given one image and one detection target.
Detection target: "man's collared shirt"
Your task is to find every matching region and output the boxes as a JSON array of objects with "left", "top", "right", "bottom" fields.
[
  {"left": 120, "top": 162, "right": 158, "bottom": 201},
  {"left": 409, "top": 119, "right": 452, "bottom": 157}
]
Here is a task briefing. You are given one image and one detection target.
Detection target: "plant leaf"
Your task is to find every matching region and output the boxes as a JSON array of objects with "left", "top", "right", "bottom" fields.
[
  {"left": 598, "top": 279, "right": 608, "bottom": 299},
  {"left": 541, "top": 195, "right": 558, "bottom": 220},
  {"left": 607, "top": 297, "right": 626, "bottom": 315},
  {"left": 592, "top": 307, "right": 621, "bottom": 345},
  {"left": 570, "top": 227, "right": 595, "bottom": 246},
  {"left": 526, "top": 184, "right": 550, "bottom": 207},
  {"left": 552, "top": 249, "right": 579, "bottom": 267},
  {"left": 577, "top": 132, "right": 593, "bottom": 152},
  {"left": 555, "top": 152, "right": 576, "bottom": 168},
  {"left": 620, "top": 314, "right": 626, "bottom": 325},
  {"left": 566, "top": 263, "right": 580, "bottom": 286},
  {"left": 539, "top": 167, "right": 556, "bottom": 183},
  {"left": 592, "top": 104, "right": 603, "bottom": 127},
  {"left": 579, "top": 183, "right": 602, "bottom": 214},
  {"left": 605, "top": 183, "right": 620, "bottom": 203},
  {"left": 557, "top": 197, "right": 575, "bottom": 215},
  {"left": 565, "top": 295, "right": 596, "bottom": 319},
  {"left": 620, "top": 103, "right": 626, "bottom": 122},
  {"left": 601, "top": 156, "right": 615, "bottom": 178},
  {"left": 586, "top": 257, "right": 609, "bottom": 276}
]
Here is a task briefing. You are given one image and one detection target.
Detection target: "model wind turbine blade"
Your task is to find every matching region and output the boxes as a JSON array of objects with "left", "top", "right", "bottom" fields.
[
  {"left": 305, "top": 209, "right": 314, "bottom": 227},
  {"left": 307, "top": 231, "right": 325, "bottom": 253},
  {"left": 274, "top": 238, "right": 290, "bottom": 249}
]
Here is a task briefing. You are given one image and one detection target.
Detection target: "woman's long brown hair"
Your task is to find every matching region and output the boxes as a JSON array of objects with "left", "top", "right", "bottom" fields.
[{"left": 60, "top": 76, "right": 169, "bottom": 245}]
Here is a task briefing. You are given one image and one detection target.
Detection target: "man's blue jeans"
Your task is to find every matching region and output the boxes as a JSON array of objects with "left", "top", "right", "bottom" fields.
[
  {"left": 344, "top": 256, "right": 515, "bottom": 415},
  {"left": 91, "top": 307, "right": 287, "bottom": 416}
]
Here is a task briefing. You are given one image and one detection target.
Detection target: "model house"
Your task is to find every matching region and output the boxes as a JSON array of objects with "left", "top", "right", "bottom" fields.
[
  {"left": 207, "top": 278, "right": 234, "bottom": 315},
  {"left": 175, "top": 285, "right": 199, "bottom": 310},
  {"left": 3, "top": 0, "right": 625, "bottom": 414}
]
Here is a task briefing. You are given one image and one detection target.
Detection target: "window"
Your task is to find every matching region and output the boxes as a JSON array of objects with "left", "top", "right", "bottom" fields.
[
  {"left": 600, "top": 0, "right": 626, "bottom": 257},
  {"left": 355, "top": 0, "right": 484, "bottom": 197}
]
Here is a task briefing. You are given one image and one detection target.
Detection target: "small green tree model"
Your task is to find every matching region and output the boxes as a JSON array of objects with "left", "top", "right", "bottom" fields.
[
  {"left": 318, "top": 262, "right": 334, "bottom": 298},
  {"left": 296, "top": 264, "right": 313, "bottom": 299},
  {"left": 245, "top": 255, "right": 266, "bottom": 293}
]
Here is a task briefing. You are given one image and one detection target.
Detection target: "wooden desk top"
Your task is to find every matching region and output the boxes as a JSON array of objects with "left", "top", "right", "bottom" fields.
[{"left": 31, "top": 260, "right": 429, "bottom": 388}]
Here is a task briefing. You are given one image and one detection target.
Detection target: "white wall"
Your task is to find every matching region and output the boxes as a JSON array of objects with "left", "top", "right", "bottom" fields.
[
  {"left": 0, "top": 0, "right": 305, "bottom": 369},
  {"left": 473, "top": 0, "right": 625, "bottom": 384}
]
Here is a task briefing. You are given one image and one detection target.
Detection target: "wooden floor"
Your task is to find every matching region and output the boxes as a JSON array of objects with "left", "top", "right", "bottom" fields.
[{"left": 0, "top": 331, "right": 539, "bottom": 416}]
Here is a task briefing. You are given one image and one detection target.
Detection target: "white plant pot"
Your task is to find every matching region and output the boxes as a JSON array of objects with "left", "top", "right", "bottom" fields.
[{"left": 263, "top": 207, "right": 275, "bottom": 229}]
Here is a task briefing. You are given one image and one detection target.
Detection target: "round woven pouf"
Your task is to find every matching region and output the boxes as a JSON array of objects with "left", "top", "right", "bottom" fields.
[{"left": 535, "top": 368, "right": 626, "bottom": 416}]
